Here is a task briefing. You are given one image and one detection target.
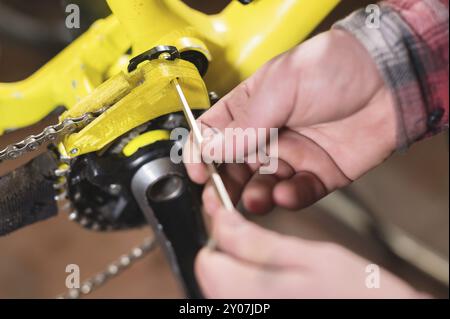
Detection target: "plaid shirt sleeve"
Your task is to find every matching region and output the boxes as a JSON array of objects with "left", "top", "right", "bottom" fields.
[{"left": 334, "top": 0, "right": 449, "bottom": 150}]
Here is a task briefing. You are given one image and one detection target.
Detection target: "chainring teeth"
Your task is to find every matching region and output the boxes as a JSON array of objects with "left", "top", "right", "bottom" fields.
[
  {"left": 53, "top": 113, "right": 193, "bottom": 232},
  {"left": 52, "top": 162, "right": 121, "bottom": 232}
]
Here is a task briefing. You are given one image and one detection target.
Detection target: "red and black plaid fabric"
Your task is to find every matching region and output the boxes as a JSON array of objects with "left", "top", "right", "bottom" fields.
[{"left": 335, "top": 0, "right": 449, "bottom": 149}]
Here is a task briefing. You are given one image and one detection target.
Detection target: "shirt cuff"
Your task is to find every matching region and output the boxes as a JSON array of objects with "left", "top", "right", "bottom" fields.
[{"left": 333, "top": 2, "right": 449, "bottom": 150}]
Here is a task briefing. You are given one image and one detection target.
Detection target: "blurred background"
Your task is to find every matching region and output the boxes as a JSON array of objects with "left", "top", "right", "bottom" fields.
[{"left": 0, "top": 0, "right": 448, "bottom": 298}]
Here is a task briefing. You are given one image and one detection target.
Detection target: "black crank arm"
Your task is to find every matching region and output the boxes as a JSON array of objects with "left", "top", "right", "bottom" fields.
[{"left": 131, "top": 157, "right": 207, "bottom": 298}]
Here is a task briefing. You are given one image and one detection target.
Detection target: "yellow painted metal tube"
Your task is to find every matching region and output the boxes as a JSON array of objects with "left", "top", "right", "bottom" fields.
[
  {"left": 107, "top": 0, "right": 340, "bottom": 95},
  {"left": 0, "top": 15, "right": 130, "bottom": 135},
  {"left": 206, "top": 0, "right": 340, "bottom": 93},
  {"left": 106, "top": 0, "right": 212, "bottom": 65},
  {"left": 0, "top": 0, "right": 340, "bottom": 156},
  {"left": 107, "top": 0, "right": 190, "bottom": 54}
]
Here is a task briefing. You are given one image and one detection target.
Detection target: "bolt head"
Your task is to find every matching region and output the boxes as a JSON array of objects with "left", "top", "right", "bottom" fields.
[
  {"left": 159, "top": 52, "right": 171, "bottom": 60},
  {"left": 109, "top": 184, "right": 122, "bottom": 195}
]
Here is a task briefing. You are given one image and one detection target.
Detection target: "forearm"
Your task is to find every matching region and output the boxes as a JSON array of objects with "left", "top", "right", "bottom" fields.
[{"left": 334, "top": 0, "right": 449, "bottom": 150}]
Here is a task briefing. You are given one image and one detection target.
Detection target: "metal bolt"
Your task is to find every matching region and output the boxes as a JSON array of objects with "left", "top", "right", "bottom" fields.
[
  {"left": 159, "top": 52, "right": 171, "bottom": 60},
  {"left": 209, "top": 91, "right": 220, "bottom": 104},
  {"left": 108, "top": 184, "right": 122, "bottom": 195}
]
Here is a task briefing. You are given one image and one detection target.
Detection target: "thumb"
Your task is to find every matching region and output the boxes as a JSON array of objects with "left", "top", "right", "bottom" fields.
[{"left": 210, "top": 206, "right": 320, "bottom": 268}]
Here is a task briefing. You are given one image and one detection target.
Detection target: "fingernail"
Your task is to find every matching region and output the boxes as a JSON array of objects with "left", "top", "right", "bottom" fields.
[
  {"left": 202, "top": 132, "right": 224, "bottom": 163},
  {"left": 203, "top": 187, "right": 220, "bottom": 215}
]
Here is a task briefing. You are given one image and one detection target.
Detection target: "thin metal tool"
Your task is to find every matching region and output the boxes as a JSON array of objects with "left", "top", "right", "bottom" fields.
[{"left": 172, "top": 78, "right": 234, "bottom": 213}]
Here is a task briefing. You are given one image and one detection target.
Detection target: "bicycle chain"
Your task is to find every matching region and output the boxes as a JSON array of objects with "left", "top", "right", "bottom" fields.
[
  {"left": 0, "top": 108, "right": 106, "bottom": 163},
  {"left": 58, "top": 236, "right": 157, "bottom": 299},
  {"left": 46, "top": 114, "right": 158, "bottom": 298},
  {"left": 0, "top": 107, "right": 159, "bottom": 298},
  {"left": 54, "top": 153, "right": 159, "bottom": 298},
  {"left": 52, "top": 142, "right": 158, "bottom": 299}
]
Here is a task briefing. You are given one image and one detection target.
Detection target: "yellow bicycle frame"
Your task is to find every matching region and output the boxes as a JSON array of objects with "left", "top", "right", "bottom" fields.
[{"left": 0, "top": 0, "right": 339, "bottom": 156}]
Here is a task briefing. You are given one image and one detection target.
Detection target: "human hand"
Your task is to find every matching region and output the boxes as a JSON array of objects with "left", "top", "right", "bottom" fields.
[
  {"left": 184, "top": 29, "right": 398, "bottom": 214},
  {"left": 196, "top": 208, "right": 422, "bottom": 298}
]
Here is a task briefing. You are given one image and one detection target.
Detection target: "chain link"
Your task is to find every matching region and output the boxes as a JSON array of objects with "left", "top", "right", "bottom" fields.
[
  {"left": 53, "top": 157, "right": 159, "bottom": 299},
  {"left": 0, "top": 107, "right": 162, "bottom": 298},
  {"left": 0, "top": 106, "right": 157, "bottom": 297},
  {"left": 0, "top": 108, "right": 106, "bottom": 163},
  {"left": 58, "top": 237, "right": 157, "bottom": 299},
  {"left": 51, "top": 140, "right": 159, "bottom": 298}
]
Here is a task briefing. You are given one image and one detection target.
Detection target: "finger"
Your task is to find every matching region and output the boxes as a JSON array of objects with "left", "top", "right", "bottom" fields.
[
  {"left": 202, "top": 163, "right": 252, "bottom": 216},
  {"left": 203, "top": 158, "right": 294, "bottom": 215},
  {"left": 211, "top": 208, "right": 323, "bottom": 268},
  {"left": 202, "top": 183, "right": 221, "bottom": 216},
  {"left": 184, "top": 53, "right": 291, "bottom": 181},
  {"left": 241, "top": 158, "right": 294, "bottom": 214},
  {"left": 273, "top": 171, "right": 327, "bottom": 210},
  {"left": 183, "top": 133, "right": 209, "bottom": 184},
  {"left": 241, "top": 172, "right": 278, "bottom": 214},
  {"left": 276, "top": 129, "right": 350, "bottom": 191},
  {"left": 182, "top": 119, "right": 227, "bottom": 184},
  {"left": 195, "top": 248, "right": 305, "bottom": 299}
]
